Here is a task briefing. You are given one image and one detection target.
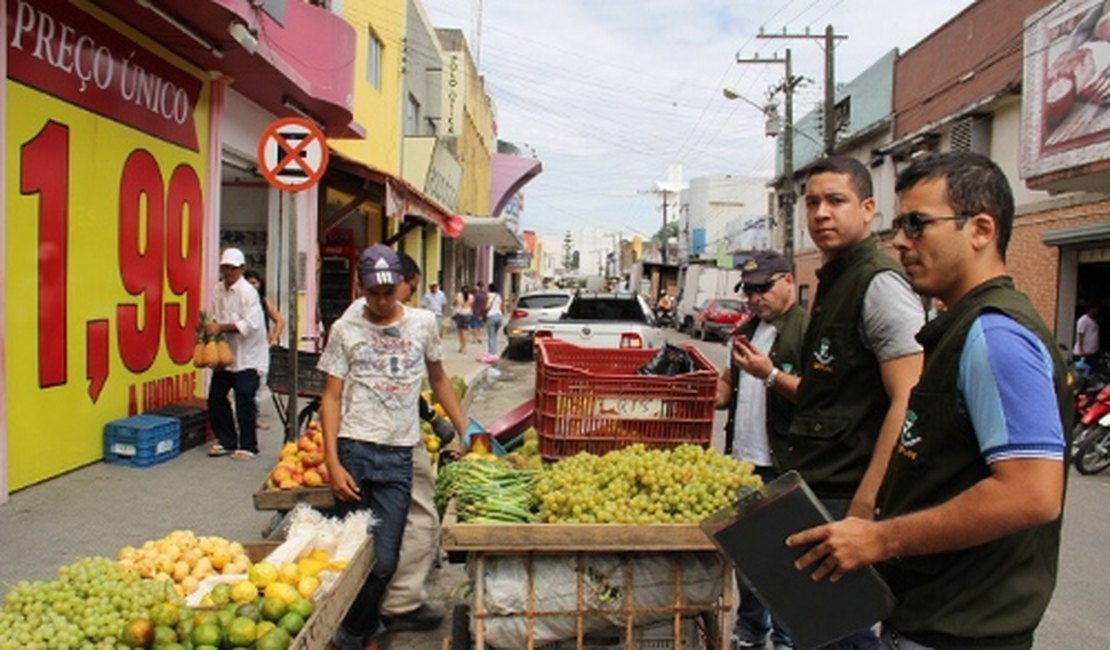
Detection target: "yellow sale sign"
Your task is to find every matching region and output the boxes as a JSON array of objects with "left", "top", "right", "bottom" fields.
[{"left": 5, "top": 1, "right": 211, "bottom": 488}]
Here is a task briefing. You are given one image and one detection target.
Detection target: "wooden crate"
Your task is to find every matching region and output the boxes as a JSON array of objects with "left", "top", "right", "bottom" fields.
[
  {"left": 252, "top": 477, "right": 336, "bottom": 511},
  {"left": 244, "top": 534, "right": 375, "bottom": 650},
  {"left": 440, "top": 505, "right": 718, "bottom": 553}
]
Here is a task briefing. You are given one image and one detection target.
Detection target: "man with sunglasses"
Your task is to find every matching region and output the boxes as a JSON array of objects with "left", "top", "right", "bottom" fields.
[
  {"left": 789, "top": 152, "right": 1069, "bottom": 649},
  {"left": 716, "top": 250, "right": 808, "bottom": 650}
]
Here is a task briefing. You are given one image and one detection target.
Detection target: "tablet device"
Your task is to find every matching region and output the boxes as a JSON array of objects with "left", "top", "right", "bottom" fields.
[{"left": 701, "top": 471, "right": 895, "bottom": 649}]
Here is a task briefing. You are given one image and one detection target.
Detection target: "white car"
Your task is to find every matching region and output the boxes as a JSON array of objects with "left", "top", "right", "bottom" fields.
[{"left": 504, "top": 290, "right": 574, "bottom": 359}]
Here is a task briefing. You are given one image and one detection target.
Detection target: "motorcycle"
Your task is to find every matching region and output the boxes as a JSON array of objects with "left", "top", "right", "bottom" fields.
[
  {"left": 1072, "top": 381, "right": 1110, "bottom": 475},
  {"left": 653, "top": 306, "right": 676, "bottom": 329}
]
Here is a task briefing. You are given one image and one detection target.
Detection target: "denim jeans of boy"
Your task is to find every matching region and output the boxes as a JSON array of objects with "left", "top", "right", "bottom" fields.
[{"left": 332, "top": 440, "right": 413, "bottom": 650}]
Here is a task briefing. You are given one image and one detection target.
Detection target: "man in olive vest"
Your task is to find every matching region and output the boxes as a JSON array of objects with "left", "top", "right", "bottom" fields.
[
  {"left": 738, "top": 156, "right": 925, "bottom": 649},
  {"left": 717, "top": 250, "right": 808, "bottom": 650},
  {"left": 789, "top": 152, "right": 1069, "bottom": 649}
]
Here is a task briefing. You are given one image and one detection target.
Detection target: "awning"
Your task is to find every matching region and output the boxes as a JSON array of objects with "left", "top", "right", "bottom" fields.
[
  {"left": 490, "top": 153, "right": 543, "bottom": 216},
  {"left": 327, "top": 152, "right": 462, "bottom": 237},
  {"left": 458, "top": 216, "right": 525, "bottom": 251},
  {"left": 89, "top": 0, "right": 364, "bottom": 138}
]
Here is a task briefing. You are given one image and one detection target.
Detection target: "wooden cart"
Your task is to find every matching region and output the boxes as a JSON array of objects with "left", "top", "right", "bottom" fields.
[
  {"left": 441, "top": 508, "right": 735, "bottom": 650},
  {"left": 245, "top": 535, "right": 375, "bottom": 650}
]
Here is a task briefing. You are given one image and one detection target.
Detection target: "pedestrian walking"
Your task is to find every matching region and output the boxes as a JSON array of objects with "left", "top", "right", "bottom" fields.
[
  {"left": 471, "top": 283, "right": 488, "bottom": 345},
  {"left": 421, "top": 282, "right": 449, "bottom": 337},
  {"left": 452, "top": 286, "right": 474, "bottom": 354},
  {"left": 788, "top": 152, "right": 1069, "bottom": 650},
  {"left": 484, "top": 283, "right": 504, "bottom": 356},
  {"left": 319, "top": 245, "right": 468, "bottom": 650},
  {"left": 205, "top": 248, "right": 269, "bottom": 460}
]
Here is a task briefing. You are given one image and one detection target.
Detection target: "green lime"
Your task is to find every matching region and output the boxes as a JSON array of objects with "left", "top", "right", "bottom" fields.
[
  {"left": 191, "top": 621, "right": 223, "bottom": 647},
  {"left": 287, "top": 597, "right": 314, "bottom": 620},
  {"left": 226, "top": 616, "right": 258, "bottom": 646},
  {"left": 277, "top": 610, "right": 305, "bottom": 637}
]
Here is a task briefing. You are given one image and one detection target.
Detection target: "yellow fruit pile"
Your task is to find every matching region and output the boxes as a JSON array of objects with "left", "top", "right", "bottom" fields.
[
  {"left": 118, "top": 530, "right": 251, "bottom": 597},
  {"left": 264, "top": 422, "right": 329, "bottom": 490},
  {"left": 211, "top": 550, "right": 343, "bottom": 609}
]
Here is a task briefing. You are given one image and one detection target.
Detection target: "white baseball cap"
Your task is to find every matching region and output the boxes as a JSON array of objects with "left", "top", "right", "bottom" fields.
[{"left": 219, "top": 248, "right": 246, "bottom": 267}]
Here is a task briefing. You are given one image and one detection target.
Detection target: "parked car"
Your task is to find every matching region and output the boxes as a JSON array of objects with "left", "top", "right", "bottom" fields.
[
  {"left": 532, "top": 292, "right": 664, "bottom": 350},
  {"left": 690, "top": 297, "right": 749, "bottom": 341},
  {"left": 504, "top": 290, "right": 574, "bottom": 359}
]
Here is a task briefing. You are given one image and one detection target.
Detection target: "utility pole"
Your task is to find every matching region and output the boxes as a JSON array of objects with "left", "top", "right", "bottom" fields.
[
  {"left": 660, "top": 189, "right": 669, "bottom": 265},
  {"left": 735, "top": 49, "right": 799, "bottom": 263},
  {"left": 758, "top": 25, "right": 848, "bottom": 156}
]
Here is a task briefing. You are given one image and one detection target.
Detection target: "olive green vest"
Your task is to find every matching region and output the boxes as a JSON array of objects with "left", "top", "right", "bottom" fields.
[
  {"left": 877, "top": 276, "right": 1071, "bottom": 648},
  {"left": 724, "top": 303, "right": 809, "bottom": 471},
  {"left": 787, "top": 237, "right": 907, "bottom": 497}
]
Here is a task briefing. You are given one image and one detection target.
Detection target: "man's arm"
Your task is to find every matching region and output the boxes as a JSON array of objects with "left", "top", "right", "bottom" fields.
[
  {"left": 848, "top": 352, "right": 922, "bottom": 519},
  {"left": 729, "top": 339, "right": 802, "bottom": 403},
  {"left": 320, "top": 375, "right": 360, "bottom": 502},
  {"left": 787, "top": 456, "right": 1063, "bottom": 582},
  {"left": 426, "top": 360, "right": 469, "bottom": 447}
]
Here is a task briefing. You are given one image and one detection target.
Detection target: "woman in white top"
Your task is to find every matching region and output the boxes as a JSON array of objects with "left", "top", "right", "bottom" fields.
[
  {"left": 452, "top": 286, "right": 474, "bottom": 354},
  {"left": 484, "top": 283, "right": 505, "bottom": 356}
]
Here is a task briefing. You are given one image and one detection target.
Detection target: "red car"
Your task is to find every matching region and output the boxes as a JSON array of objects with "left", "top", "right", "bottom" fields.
[{"left": 690, "top": 297, "right": 749, "bottom": 341}]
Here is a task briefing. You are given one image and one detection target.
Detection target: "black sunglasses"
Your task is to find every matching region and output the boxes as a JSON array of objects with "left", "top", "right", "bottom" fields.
[
  {"left": 742, "top": 274, "right": 784, "bottom": 297},
  {"left": 891, "top": 212, "right": 970, "bottom": 239}
]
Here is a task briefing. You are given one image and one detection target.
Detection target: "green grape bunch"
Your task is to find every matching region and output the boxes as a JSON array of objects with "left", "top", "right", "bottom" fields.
[
  {"left": 534, "top": 443, "right": 762, "bottom": 524},
  {"left": 0, "top": 556, "right": 183, "bottom": 650}
]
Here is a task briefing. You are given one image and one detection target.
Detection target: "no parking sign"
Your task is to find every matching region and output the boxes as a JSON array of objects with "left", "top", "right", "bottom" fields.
[{"left": 257, "top": 117, "right": 329, "bottom": 191}]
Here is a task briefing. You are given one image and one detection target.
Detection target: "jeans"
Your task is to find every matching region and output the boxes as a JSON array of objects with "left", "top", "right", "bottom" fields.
[
  {"left": 208, "top": 368, "right": 260, "bottom": 453},
  {"left": 333, "top": 440, "right": 414, "bottom": 649},
  {"left": 812, "top": 497, "right": 880, "bottom": 650},
  {"left": 486, "top": 314, "right": 504, "bottom": 355},
  {"left": 735, "top": 466, "right": 793, "bottom": 648}
]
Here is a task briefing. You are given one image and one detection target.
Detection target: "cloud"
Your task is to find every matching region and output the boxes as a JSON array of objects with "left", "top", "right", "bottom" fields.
[{"left": 423, "top": 0, "right": 976, "bottom": 236}]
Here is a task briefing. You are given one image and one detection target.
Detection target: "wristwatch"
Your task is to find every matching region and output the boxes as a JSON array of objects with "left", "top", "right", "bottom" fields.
[{"left": 763, "top": 367, "right": 780, "bottom": 388}]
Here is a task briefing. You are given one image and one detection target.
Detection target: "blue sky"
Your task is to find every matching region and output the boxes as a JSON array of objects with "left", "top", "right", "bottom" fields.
[{"left": 422, "top": 0, "right": 976, "bottom": 237}]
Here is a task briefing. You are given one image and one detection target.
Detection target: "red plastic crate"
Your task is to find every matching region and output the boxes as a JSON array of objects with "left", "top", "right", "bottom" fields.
[{"left": 534, "top": 340, "right": 719, "bottom": 458}]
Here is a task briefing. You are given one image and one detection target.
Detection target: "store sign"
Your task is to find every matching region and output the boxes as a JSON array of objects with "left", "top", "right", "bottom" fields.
[
  {"left": 505, "top": 253, "right": 532, "bottom": 269},
  {"left": 7, "top": 0, "right": 203, "bottom": 151},
  {"left": 1021, "top": 0, "right": 1110, "bottom": 180},
  {"left": 6, "top": 0, "right": 210, "bottom": 489}
]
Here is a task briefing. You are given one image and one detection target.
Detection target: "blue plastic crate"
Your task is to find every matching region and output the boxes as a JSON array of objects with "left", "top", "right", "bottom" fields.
[{"left": 104, "top": 414, "right": 181, "bottom": 467}]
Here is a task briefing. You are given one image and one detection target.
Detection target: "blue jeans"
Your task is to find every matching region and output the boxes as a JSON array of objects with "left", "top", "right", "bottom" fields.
[
  {"left": 208, "top": 368, "right": 260, "bottom": 453},
  {"left": 333, "top": 440, "right": 414, "bottom": 650},
  {"left": 813, "top": 497, "right": 880, "bottom": 650},
  {"left": 486, "top": 314, "right": 504, "bottom": 355},
  {"left": 735, "top": 466, "right": 793, "bottom": 648}
]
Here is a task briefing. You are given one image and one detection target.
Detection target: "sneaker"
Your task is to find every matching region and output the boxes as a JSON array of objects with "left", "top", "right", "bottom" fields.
[
  {"left": 207, "top": 444, "right": 228, "bottom": 457},
  {"left": 381, "top": 604, "right": 444, "bottom": 632},
  {"left": 230, "top": 450, "right": 257, "bottom": 460}
]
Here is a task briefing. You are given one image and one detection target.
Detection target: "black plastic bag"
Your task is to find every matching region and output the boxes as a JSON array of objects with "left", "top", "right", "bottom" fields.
[{"left": 637, "top": 342, "right": 695, "bottom": 376}]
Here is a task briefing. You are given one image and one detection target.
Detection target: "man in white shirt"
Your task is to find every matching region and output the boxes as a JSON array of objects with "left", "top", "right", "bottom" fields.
[
  {"left": 1073, "top": 302, "right": 1100, "bottom": 365},
  {"left": 421, "top": 283, "right": 449, "bottom": 337},
  {"left": 206, "top": 248, "right": 269, "bottom": 460}
]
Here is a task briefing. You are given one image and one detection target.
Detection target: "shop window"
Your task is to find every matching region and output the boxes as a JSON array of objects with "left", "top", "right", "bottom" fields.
[{"left": 366, "top": 28, "right": 383, "bottom": 90}]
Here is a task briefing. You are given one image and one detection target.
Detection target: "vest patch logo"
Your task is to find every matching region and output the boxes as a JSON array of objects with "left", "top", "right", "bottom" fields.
[
  {"left": 812, "top": 337, "right": 835, "bottom": 372},
  {"left": 897, "top": 409, "right": 921, "bottom": 460}
]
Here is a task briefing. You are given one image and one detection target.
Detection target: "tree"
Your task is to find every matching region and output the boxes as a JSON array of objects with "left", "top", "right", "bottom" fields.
[
  {"left": 562, "top": 232, "right": 577, "bottom": 271},
  {"left": 653, "top": 220, "right": 679, "bottom": 244}
]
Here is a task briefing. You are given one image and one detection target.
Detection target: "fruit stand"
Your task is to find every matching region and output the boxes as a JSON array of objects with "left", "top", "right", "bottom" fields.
[{"left": 436, "top": 341, "right": 745, "bottom": 650}]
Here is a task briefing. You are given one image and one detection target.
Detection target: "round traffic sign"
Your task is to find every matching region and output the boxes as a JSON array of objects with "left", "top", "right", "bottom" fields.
[{"left": 257, "top": 117, "right": 329, "bottom": 192}]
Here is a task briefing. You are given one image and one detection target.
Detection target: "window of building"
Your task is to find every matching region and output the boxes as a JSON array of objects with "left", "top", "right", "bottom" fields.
[
  {"left": 406, "top": 93, "right": 420, "bottom": 135},
  {"left": 366, "top": 28, "right": 383, "bottom": 90}
]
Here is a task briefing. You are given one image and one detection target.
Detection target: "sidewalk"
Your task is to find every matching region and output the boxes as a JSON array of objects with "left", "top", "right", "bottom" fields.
[{"left": 0, "top": 340, "right": 499, "bottom": 591}]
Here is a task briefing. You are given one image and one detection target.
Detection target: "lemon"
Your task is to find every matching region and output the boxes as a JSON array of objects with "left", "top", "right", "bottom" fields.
[
  {"left": 230, "top": 579, "right": 260, "bottom": 603},
  {"left": 248, "top": 562, "right": 279, "bottom": 588},
  {"left": 278, "top": 562, "right": 301, "bottom": 585},
  {"left": 266, "top": 581, "right": 301, "bottom": 606},
  {"left": 296, "top": 575, "right": 321, "bottom": 599},
  {"left": 308, "top": 550, "right": 331, "bottom": 562}
]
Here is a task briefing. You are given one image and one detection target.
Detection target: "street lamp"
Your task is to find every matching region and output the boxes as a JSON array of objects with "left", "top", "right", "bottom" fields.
[
  {"left": 721, "top": 89, "right": 781, "bottom": 137},
  {"left": 723, "top": 49, "right": 798, "bottom": 264}
]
